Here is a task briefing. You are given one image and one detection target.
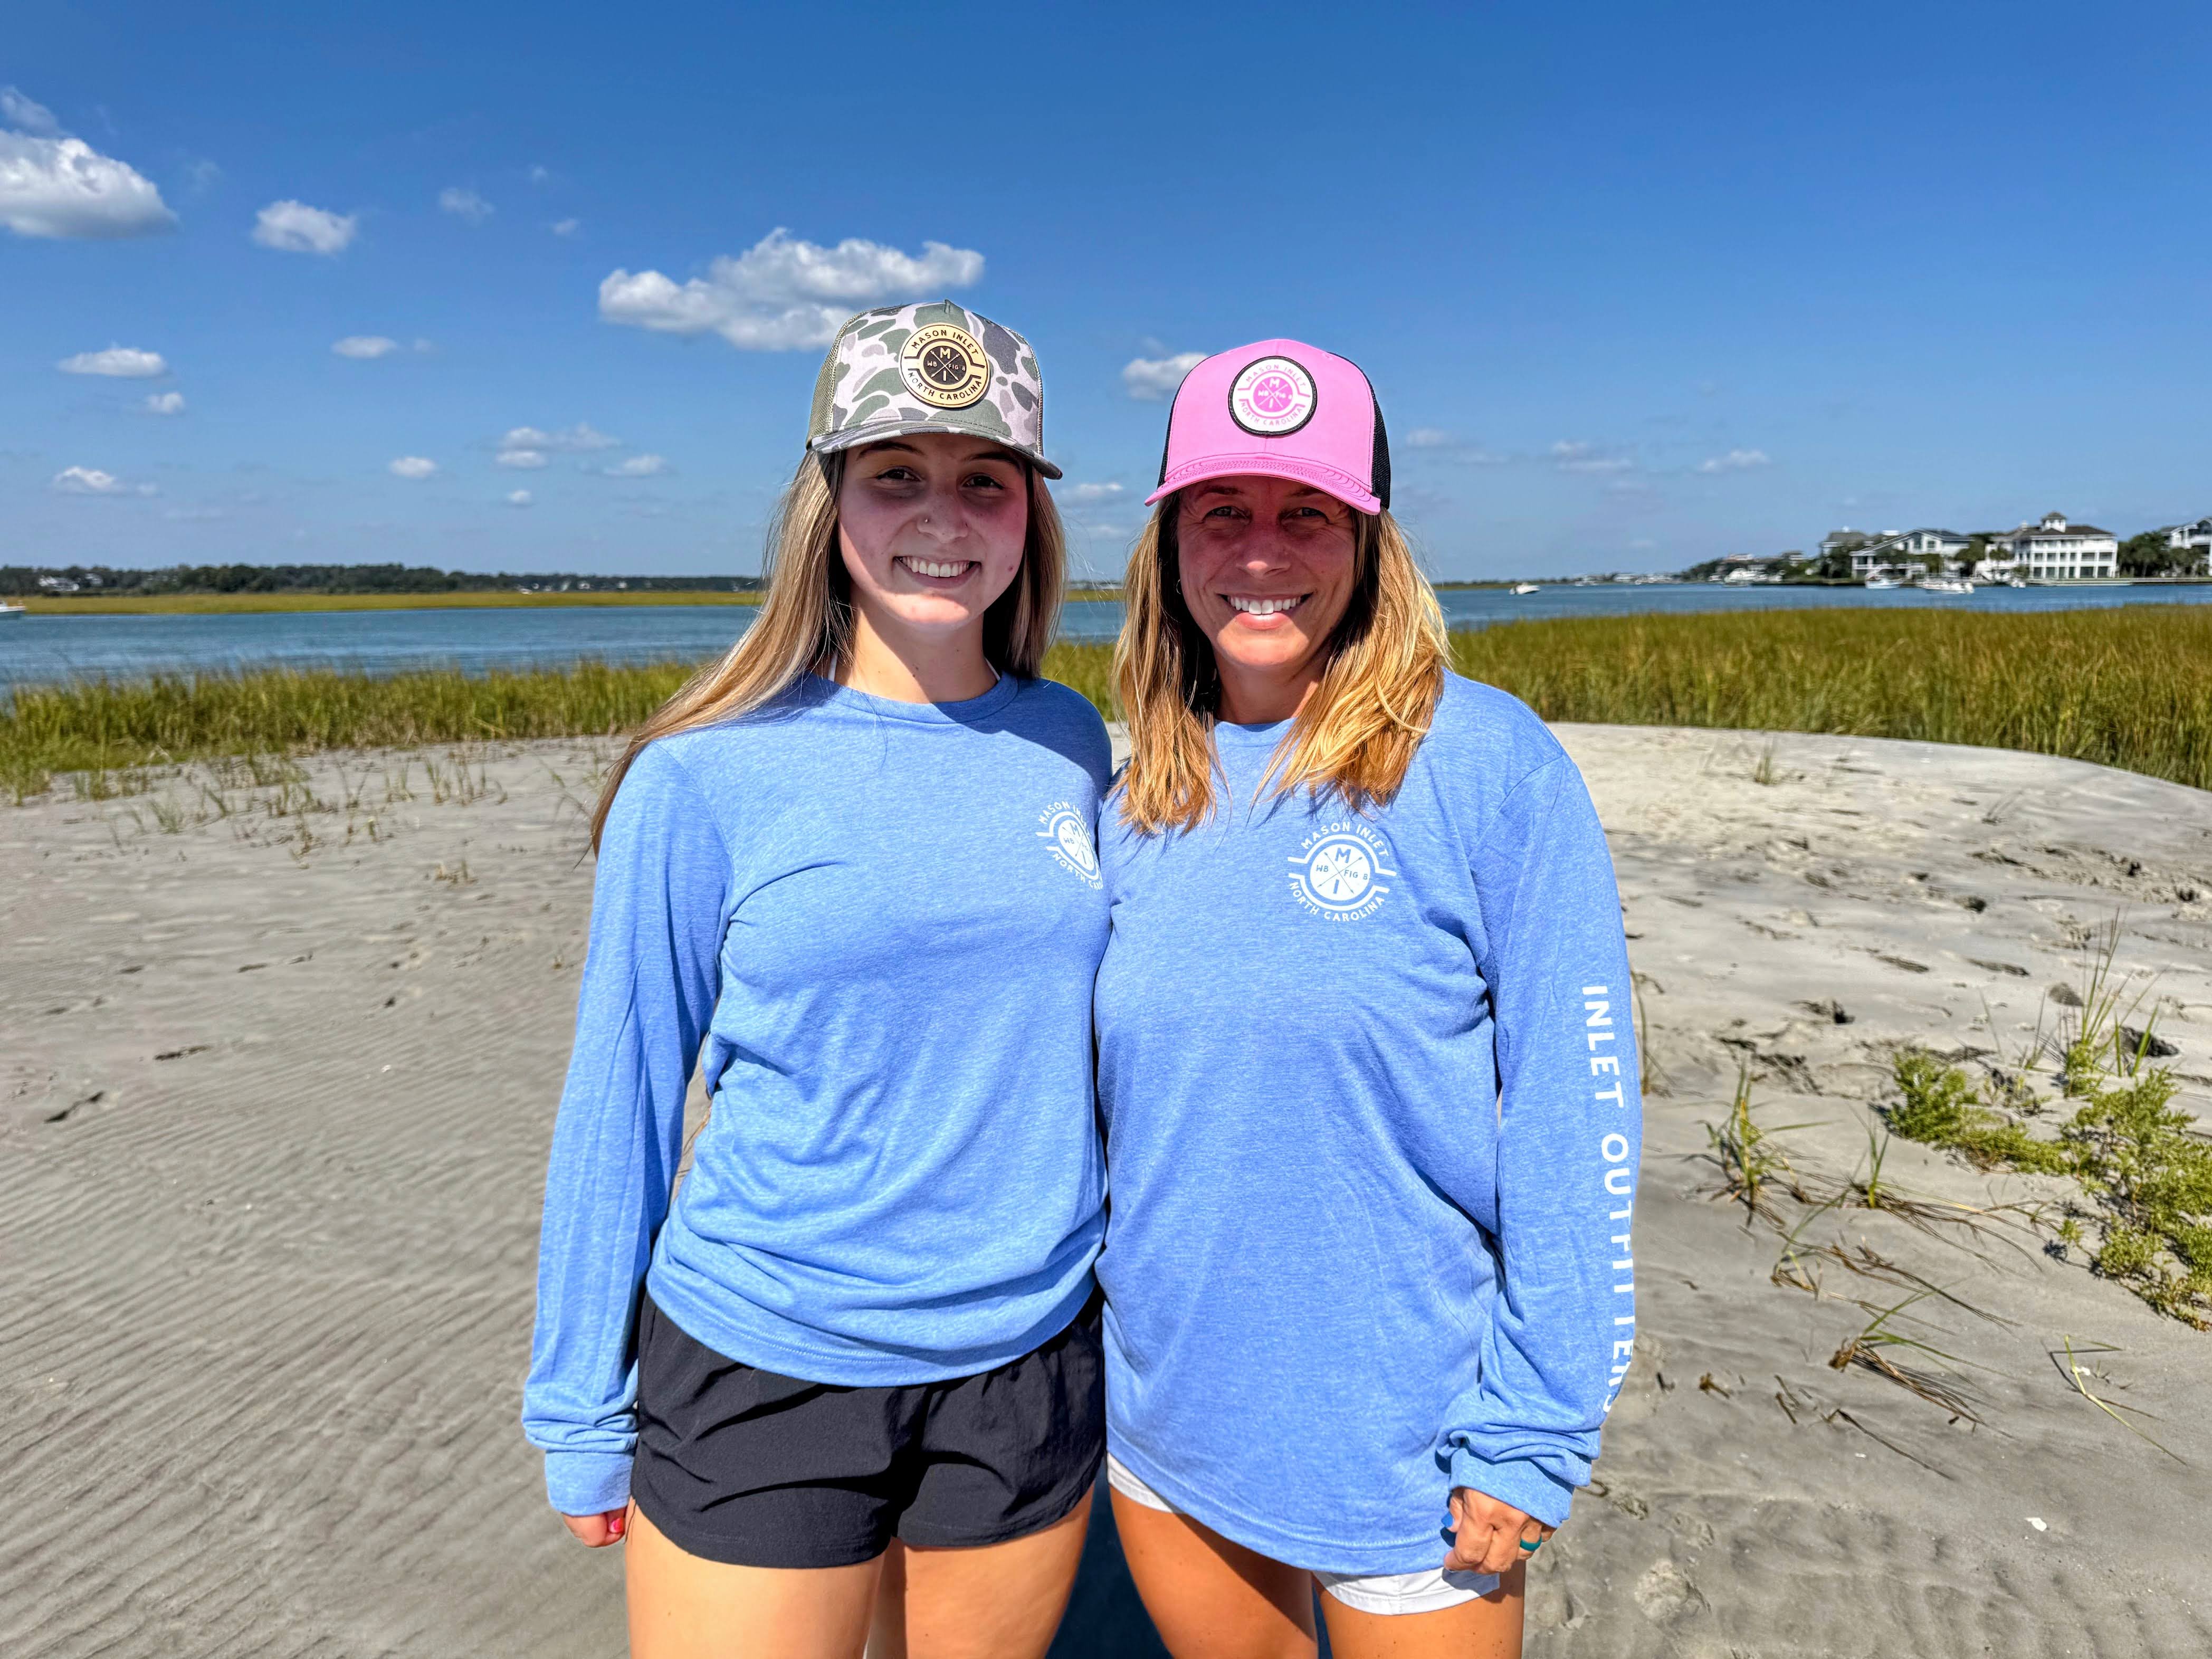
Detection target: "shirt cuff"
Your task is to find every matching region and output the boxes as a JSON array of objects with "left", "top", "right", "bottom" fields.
[
  {"left": 1447, "top": 1448, "right": 1576, "bottom": 1529},
  {"left": 544, "top": 1448, "right": 635, "bottom": 1515}
]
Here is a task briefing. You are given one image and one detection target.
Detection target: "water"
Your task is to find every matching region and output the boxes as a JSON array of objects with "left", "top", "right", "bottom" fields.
[{"left": 3, "top": 581, "right": 2208, "bottom": 690}]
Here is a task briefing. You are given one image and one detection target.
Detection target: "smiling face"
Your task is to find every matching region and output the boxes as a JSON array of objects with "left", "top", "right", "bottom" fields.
[
  {"left": 836, "top": 432, "right": 1031, "bottom": 647},
  {"left": 1175, "top": 474, "right": 1361, "bottom": 722}
]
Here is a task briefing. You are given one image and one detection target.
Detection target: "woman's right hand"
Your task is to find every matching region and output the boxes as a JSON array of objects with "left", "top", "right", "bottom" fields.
[{"left": 561, "top": 1507, "right": 630, "bottom": 1547}]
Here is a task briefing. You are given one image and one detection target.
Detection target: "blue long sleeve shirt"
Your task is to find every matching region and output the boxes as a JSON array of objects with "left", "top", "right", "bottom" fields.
[
  {"left": 1092, "top": 674, "right": 1639, "bottom": 1575},
  {"left": 524, "top": 674, "right": 1114, "bottom": 1515}
]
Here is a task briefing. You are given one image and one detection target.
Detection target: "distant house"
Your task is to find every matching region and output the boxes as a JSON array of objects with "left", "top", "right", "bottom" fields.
[
  {"left": 1818, "top": 528, "right": 1879, "bottom": 565},
  {"left": 1846, "top": 528, "right": 1971, "bottom": 578},
  {"left": 2165, "top": 517, "right": 2212, "bottom": 572},
  {"left": 1994, "top": 512, "right": 2119, "bottom": 580}
]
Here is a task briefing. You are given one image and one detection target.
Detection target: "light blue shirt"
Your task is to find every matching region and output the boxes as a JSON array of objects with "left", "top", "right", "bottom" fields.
[
  {"left": 525, "top": 674, "right": 1113, "bottom": 1515},
  {"left": 1093, "top": 674, "right": 1640, "bottom": 1575}
]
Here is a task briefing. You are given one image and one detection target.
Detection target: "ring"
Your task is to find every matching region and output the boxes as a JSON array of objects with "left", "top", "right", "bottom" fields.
[{"left": 1518, "top": 1537, "right": 1543, "bottom": 1552}]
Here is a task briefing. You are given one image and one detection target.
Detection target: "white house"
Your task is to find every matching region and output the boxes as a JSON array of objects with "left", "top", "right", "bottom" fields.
[
  {"left": 1994, "top": 512, "right": 2118, "bottom": 580},
  {"left": 1846, "top": 528, "right": 1971, "bottom": 578},
  {"left": 2165, "top": 517, "right": 2212, "bottom": 572}
]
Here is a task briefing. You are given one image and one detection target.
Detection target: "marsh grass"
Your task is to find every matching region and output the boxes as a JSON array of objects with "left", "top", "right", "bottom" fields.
[
  {"left": 8, "top": 606, "right": 2212, "bottom": 794},
  {"left": 1, "top": 647, "right": 1117, "bottom": 793},
  {"left": 1451, "top": 605, "right": 2212, "bottom": 792}
]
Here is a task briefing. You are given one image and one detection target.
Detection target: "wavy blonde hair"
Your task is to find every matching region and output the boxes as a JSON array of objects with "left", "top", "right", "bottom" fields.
[
  {"left": 591, "top": 447, "right": 1066, "bottom": 848},
  {"left": 1114, "top": 494, "right": 1447, "bottom": 834}
]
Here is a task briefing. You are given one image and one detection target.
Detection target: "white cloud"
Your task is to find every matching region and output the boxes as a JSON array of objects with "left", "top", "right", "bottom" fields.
[
  {"left": 1122, "top": 352, "right": 1205, "bottom": 401},
  {"left": 497, "top": 449, "right": 547, "bottom": 469},
  {"left": 598, "top": 226, "right": 985, "bottom": 351},
  {"left": 388, "top": 456, "right": 437, "bottom": 479},
  {"left": 1696, "top": 448, "right": 1771, "bottom": 474},
  {"left": 144, "top": 391, "right": 185, "bottom": 415},
  {"left": 604, "top": 453, "right": 669, "bottom": 477},
  {"left": 1551, "top": 440, "right": 1635, "bottom": 475},
  {"left": 252, "top": 199, "right": 357, "bottom": 254},
  {"left": 166, "top": 506, "right": 227, "bottom": 522},
  {"left": 1407, "top": 428, "right": 1456, "bottom": 448},
  {"left": 528, "top": 165, "right": 551, "bottom": 185},
  {"left": 58, "top": 345, "right": 167, "bottom": 377},
  {"left": 438, "top": 186, "right": 493, "bottom": 224},
  {"left": 2, "top": 87, "right": 60, "bottom": 136},
  {"left": 0, "top": 92, "right": 176, "bottom": 240},
  {"left": 1066, "top": 481, "right": 1124, "bottom": 503},
  {"left": 506, "top": 489, "right": 533, "bottom": 507},
  {"left": 332, "top": 335, "right": 399, "bottom": 359},
  {"left": 550, "top": 217, "right": 579, "bottom": 237},
  {"left": 53, "top": 464, "right": 154, "bottom": 496},
  {"left": 503, "top": 422, "right": 618, "bottom": 453}
]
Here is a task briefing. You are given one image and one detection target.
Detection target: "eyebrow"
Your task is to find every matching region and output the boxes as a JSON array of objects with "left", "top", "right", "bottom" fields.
[{"left": 857, "top": 440, "right": 1024, "bottom": 467}]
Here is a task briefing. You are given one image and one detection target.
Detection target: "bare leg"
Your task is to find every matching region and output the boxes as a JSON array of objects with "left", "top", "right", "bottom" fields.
[
  {"left": 625, "top": 1499, "right": 883, "bottom": 1659},
  {"left": 1317, "top": 1563, "right": 1525, "bottom": 1659},
  {"left": 1109, "top": 1489, "right": 1317, "bottom": 1659},
  {"left": 869, "top": 1494, "right": 1092, "bottom": 1659}
]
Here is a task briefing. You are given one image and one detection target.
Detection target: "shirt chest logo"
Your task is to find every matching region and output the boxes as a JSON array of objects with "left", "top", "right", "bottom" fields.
[
  {"left": 1287, "top": 819, "right": 1396, "bottom": 921},
  {"left": 1037, "top": 802, "right": 1102, "bottom": 888}
]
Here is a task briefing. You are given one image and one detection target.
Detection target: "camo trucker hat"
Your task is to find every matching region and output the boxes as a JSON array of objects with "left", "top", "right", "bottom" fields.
[
  {"left": 806, "top": 301, "right": 1061, "bottom": 478},
  {"left": 1145, "top": 339, "right": 1390, "bottom": 516}
]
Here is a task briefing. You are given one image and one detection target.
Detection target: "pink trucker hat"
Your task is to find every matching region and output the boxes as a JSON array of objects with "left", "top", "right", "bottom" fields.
[{"left": 1145, "top": 339, "right": 1391, "bottom": 516}]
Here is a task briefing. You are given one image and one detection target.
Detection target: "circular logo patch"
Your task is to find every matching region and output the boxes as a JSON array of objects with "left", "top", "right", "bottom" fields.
[
  {"left": 900, "top": 324, "right": 993, "bottom": 410},
  {"left": 1228, "top": 356, "right": 1318, "bottom": 437},
  {"left": 1036, "top": 802, "right": 1101, "bottom": 887},
  {"left": 1286, "top": 821, "right": 1396, "bottom": 921}
]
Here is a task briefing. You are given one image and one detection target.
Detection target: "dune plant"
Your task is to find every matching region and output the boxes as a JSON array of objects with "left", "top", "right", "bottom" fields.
[{"left": 1886, "top": 1044, "right": 2211, "bottom": 1327}]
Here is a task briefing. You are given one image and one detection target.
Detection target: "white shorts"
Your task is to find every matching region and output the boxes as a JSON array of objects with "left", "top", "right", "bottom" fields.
[{"left": 1103, "top": 1453, "right": 1500, "bottom": 1615}]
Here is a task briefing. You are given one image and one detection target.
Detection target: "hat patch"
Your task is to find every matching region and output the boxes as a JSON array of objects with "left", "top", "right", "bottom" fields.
[
  {"left": 900, "top": 324, "right": 993, "bottom": 410},
  {"left": 1228, "top": 356, "right": 1317, "bottom": 437}
]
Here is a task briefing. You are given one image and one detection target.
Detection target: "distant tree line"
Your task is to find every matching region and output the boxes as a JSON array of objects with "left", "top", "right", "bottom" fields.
[
  {"left": 0, "top": 563, "right": 763, "bottom": 597},
  {"left": 2118, "top": 532, "right": 2203, "bottom": 578}
]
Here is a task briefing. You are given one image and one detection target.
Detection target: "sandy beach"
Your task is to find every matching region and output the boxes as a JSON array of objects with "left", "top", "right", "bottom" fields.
[{"left": 4, "top": 724, "right": 2208, "bottom": 1657}]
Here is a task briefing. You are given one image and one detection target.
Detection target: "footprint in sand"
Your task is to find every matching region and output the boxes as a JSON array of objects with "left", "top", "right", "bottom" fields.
[{"left": 1634, "top": 1559, "right": 1709, "bottom": 1626}]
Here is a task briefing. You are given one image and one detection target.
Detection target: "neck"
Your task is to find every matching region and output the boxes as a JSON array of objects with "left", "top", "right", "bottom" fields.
[
  {"left": 841, "top": 604, "right": 998, "bottom": 704},
  {"left": 1216, "top": 660, "right": 1322, "bottom": 726}
]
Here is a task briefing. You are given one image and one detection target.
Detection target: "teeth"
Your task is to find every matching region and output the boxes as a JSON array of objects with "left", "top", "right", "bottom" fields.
[
  {"left": 1227, "top": 595, "right": 1303, "bottom": 615},
  {"left": 903, "top": 558, "right": 969, "bottom": 579}
]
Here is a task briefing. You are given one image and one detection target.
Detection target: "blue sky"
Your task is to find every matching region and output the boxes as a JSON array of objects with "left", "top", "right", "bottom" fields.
[{"left": 6, "top": 1, "right": 2209, "bottom": 580}]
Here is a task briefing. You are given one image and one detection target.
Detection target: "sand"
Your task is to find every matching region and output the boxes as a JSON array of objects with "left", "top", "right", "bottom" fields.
[{"left": 2, "top": 726, "right": 2207, "bottom": 1657}]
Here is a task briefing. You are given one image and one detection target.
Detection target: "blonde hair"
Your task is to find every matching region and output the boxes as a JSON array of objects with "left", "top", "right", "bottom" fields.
[
  {"left": 1113, "top": 494, "right": 1447, "bottom": 834},
  {"left": 592, "top": 447, "right": 1066, "bottom": 848}
]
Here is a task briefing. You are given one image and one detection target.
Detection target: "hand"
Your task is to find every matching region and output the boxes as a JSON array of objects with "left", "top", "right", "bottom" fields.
[
  {"left": 561, "top": 1506, "right": 630, "bottom": 1548},
  {"left": 1444, "top": 1488, "right": 1554, "bottom": 1576}
]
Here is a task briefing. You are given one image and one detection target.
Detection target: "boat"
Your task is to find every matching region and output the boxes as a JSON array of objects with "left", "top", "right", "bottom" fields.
[
  {"left": 1920, "top": 577, "right": 1975, "bottom": 595},
  {"left": 1509, "top": 583, "right": 1539, "bottom": 595},
  {"left": 0, "top": 601, "right": 25, "bottom": 618},
  {"left": 1862, "top": 576, "right": 1899, "bottom": 590}
]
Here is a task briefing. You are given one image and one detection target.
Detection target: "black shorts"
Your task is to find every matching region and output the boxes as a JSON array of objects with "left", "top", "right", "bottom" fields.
[{"left": 629, "top": 1290, "right": 1104, "bottom": 1569}]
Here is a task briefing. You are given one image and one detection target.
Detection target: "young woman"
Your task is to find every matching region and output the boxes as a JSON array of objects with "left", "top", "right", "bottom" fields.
[
  {"left": 523, "top": 302, "right": 1113, "bottom": 1659},
  {"left": 1093, "top": 341, "right": 1641, "bottom": 1658}
]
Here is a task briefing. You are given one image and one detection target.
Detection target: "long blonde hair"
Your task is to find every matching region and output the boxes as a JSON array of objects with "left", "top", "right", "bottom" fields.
[
  {"left": 1113, "top": 495, "right": 1447, "bottom": 834},
  {"left": 591, "top": 448, "right": 1066, "bottom": 848}
]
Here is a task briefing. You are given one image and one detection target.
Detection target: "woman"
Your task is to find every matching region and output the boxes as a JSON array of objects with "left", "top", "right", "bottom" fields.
[
  {"left": 1093, "top": 341, "right": 1641, "bottom": 1658},
  {"left": 523, "top": 302, "right": 1113, "bottom": 1659}
]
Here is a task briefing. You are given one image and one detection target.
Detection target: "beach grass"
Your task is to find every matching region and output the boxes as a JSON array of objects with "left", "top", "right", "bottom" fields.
[
  {"left": 6, "top": 605, "right": 2210, "bottom": 800},
  {"left": 16, "top": 588, "right": 764, "bottom": 615}
]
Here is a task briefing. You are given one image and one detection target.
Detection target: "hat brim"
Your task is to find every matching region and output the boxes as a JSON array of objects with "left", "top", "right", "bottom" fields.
[
  {"left": 1144, "top": 452, "right": 1379, "bottom": 516},
  {"left": 809, "top": 419, "right": 1062, "bottom": 480}
]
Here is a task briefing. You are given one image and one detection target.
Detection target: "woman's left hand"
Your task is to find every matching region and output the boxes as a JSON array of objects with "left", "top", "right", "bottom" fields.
[{"left": 1444, "top": 1487, "right": 1555, "bottom": 1575}]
